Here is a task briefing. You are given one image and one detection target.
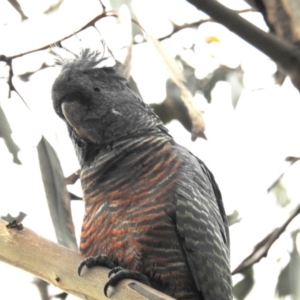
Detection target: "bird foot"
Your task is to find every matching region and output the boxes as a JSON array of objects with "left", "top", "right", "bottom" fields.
[
  {"left": 104, "top": 267, "right": 151, "bottom": 297},
  {"left": 78, "top": 256, "right": 150, "bottom": 297},
  {"left": 78, "top": 255, "right": 116, "bottom": 276}
]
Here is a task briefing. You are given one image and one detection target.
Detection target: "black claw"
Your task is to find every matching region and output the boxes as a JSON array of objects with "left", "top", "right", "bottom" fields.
[
  {"left": 104, "top": 282, "right": 110, "bottom": 297},
  {"left": 103, "top": 268, "right": 151, "bottom": 297},
  {"left": 108, "top": 266, "right": 123, "bottom": 278},
  {"left": 103, "top": 269, "right": 123, "bottom": 297},
  {"left": 105, "top": 267, "right": 125, "bottom": 297},
  {"left": 78, "top": 256, "right": 95, "bottom": 276},
  {"left": 78, "top": 255, "right": 116, "bottom": 276},
  {"left": 78, "top": 256, "right": 150, "bottom": 298},
  {"left": 78, "top": 261, "right": 86, "bottom": 276}
]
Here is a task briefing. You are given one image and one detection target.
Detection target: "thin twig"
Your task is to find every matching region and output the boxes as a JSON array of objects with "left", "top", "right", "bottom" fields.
[
  {"left": 232, "top": 204, "right": 300, "bottom": 275},
  {"left": 65, "top": 170, "right": 81, "bottom": 185}
]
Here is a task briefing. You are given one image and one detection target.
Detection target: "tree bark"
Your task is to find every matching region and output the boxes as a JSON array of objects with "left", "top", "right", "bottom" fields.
[{"left": 0, "top": 219, "right": 174, "bottom": 300}]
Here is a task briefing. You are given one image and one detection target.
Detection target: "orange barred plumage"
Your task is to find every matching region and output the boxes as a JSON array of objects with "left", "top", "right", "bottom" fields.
[{"left": 79, "top": 135, "right": 200, "bottom": 299}]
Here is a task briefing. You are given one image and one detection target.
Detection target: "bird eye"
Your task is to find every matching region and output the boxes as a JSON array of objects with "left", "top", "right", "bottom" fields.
[{"left": 93, "top": 85, "right": 100, "bottom": 92}]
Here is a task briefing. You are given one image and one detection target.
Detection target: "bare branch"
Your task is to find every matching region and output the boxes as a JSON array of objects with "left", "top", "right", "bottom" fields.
[
  {"left": 232, "top": 204, "right": 300, "bottom": 275},
  {"left": 0, "top": 218, "right": 175, "bottom": 300},
  {"left": 186, "top": 0, "right": 300, "bottom": 90},
  {"left": 155, "top": 8, "right": 254, "bottom": 42},
  {"left": 65, "top": 170, "right": 81, "bottom": 185},
  {"left": 0, "top": 5, "right": 117, "bottom": 58}
]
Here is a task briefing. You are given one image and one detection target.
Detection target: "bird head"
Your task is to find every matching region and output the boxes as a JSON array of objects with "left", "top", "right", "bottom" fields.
[{"left": 52, "top": 49, "right": 162, "bottom": 146}]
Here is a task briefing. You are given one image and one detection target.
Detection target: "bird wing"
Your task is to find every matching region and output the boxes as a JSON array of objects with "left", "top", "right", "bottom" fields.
[{"left": 175, "top": 146, "right": 232, "bottom": 300}]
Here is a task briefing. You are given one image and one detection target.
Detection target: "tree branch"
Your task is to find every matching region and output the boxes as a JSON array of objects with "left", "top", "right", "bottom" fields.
[
  {"left": 232, "top": 204, "right": 300, "bottom": 275},
  {"left": 186, "top": 0, "right": 300, "bottom": 89},
  {"left": 65, "top": 170, "right": 81, "bottom": 185},
  {"left": 155, "top": 8, "right": 254, "bottom": 42},
  {"left": 0, "top": 5, "right": 116, "bottom": 58},
  {"left": 0, "top": 219, "right": 175, "bottom": 300}
]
